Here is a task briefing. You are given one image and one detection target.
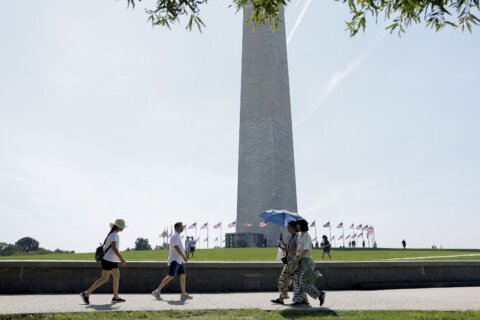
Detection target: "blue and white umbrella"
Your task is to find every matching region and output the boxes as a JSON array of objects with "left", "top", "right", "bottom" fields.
[{"left": 260, "top": 209, "right": 303, "bottom": 227}]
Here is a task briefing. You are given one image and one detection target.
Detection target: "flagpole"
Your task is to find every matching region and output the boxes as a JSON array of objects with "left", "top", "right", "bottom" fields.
[
  {"left": 352, "top": 221, "right": 355, "bottom": 239},
  {"left": 207, "top": 222, "right": 209, "bottom": 249},
  {"left": 329, "top": 218, "right": 332, "bottom": 242},
  {"left": 220, "top": 222, "right": 223, "bottom": 248},
  {"left": 342, "top": 224, "right": 345, "bottom": 248},
  {"left": 315, "top": 220, "right": 317, "bottom": 242}
]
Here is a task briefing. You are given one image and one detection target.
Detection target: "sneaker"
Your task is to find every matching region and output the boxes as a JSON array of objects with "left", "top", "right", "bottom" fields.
[
  {"left": 80, "top": 292, "right": 90, "bottom": 305},
  {"left": 151, "top": 290, "right": 161, "bottom": 300},
  {"left": 315, "top": 271, "right": 323, "bottom": 278},
  {"left": 180, "top": 293, "right": 193, "bottom": 300},
  {"left": 112, "top": 297, "right": 126, "bottom": 303},
  {"left": 319, "top": 291, "right": 326, "bottom": 306}
]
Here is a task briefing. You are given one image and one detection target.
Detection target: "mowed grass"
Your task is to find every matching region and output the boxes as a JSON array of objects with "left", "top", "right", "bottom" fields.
[
  {"left": 2, "top": 310, "right": 480, "bottom": 320},
  {"left": 1, "top": 248, "right": 480, "bottom": 262}
]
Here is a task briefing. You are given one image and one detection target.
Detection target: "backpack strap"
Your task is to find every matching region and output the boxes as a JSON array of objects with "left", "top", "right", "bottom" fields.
[{"left": 103, "top": 231, "right": 114, "bottom": 255}]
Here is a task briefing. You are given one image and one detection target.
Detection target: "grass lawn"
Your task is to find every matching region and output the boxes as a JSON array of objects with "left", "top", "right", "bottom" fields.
[
  {"left": 2, "top": 310, "right": 480, "bottom": 320},
  {"left": 1, "top": 248, "right": 480, "bottom": 262}
]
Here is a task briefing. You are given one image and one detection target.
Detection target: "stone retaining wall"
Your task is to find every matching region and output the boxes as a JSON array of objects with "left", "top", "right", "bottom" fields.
[{"left": 1, "top": 261, "right": 479, "bottom": 294}]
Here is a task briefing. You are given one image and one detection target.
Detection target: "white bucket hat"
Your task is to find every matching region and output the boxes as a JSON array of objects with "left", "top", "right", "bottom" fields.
[{"left": 110, "top": 219, "right": 127, "bottom": 229}]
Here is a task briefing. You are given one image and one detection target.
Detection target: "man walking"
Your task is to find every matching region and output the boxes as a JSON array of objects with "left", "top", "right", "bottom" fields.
[
  {"left": 152, "top": 222, "right": 193, "bottom": 301},
  {"left": 189, "top": 237, "right": 197, "bottom": 258},
  {"left": 185, "top": 236, "right": 191, "bottom": 259}
]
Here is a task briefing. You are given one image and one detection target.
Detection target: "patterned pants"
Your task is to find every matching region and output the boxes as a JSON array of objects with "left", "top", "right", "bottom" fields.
[
  {"left": 277, "top": 258, "right": 295, "bottom": 299},
  {"left": 292, "top": 264, "right": 321, "bottom": 303}
]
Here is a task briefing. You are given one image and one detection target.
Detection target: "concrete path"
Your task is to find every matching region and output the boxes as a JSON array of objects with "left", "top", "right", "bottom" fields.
[{"left": 1, "top": 287, "right": 480, "bottom": 315}]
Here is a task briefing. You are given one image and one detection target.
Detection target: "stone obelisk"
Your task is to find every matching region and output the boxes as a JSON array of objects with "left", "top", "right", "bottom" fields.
[{"left": 236, "top": 6, "right": 297, "bottom": 247}]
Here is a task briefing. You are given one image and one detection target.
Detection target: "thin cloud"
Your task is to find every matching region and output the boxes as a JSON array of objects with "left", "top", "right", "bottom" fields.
[
  {"left": 294, "top": 34, "right": 385, "bottom": 128},
  {"left": 287, "top": 0, "right": 312, "bottom": 45},
  {"left": 210, "top": 124, "right": 239, "bottom": 162}
]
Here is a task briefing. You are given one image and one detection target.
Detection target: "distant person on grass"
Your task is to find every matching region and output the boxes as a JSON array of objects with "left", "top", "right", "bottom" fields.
[
  {"left": 271, "top": 221, "right": 300, "bottom": 305},
  {"left": 189, "top": 237, "right": 197, "bottom": 257},
  {"left": 185, "top": 236, "right": 191, "bottom": 259},
  {"left": 402, "top": 239, "right": 407, "bottom": 249},
  {"left": 80, "top": 219, "right": 127, "bottom": 305},
  {"left": 152, "top": 222, "right": 193, "bottom": 301},
  {"left": 321, "top": 235, "right": 332, "bottom": 261},
  {"left": 291, "top": 219, "right": 326, "bottom": 307}
]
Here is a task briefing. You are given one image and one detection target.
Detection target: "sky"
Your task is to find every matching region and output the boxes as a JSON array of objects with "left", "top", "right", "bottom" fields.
[{"left": 0, "top": 0, "right": 479, "bottom": 252}]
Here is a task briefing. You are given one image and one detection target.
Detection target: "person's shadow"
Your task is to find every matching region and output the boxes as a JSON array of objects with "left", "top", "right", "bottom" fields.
[
  {"left": 166, "top": 299, "right": 186, "bottom": 306},
  {"left": 280, "top": 308, "right": 337, "bottom": 319},
  {"left": 84, "top": 303, "right": 120, "bottom": 311}
]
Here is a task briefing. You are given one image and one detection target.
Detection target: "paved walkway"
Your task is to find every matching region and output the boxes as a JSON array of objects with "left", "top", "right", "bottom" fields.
[{"left": 1, "top": 287, "right": 480, "bottom": 315}]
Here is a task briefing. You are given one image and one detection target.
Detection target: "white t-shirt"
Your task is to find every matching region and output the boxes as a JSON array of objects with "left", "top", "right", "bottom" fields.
[
  {"left": 168, "top": 232, "right": 186, "bottom": 265},
  {"left": 296, "top": 231, "right": 313, "bottom": 259},
  {"left": 189, "top": 239, "right": 196, "bottom": 248},
  {"left": 103, "top": 232, "right": 120, "bottom": 262}
]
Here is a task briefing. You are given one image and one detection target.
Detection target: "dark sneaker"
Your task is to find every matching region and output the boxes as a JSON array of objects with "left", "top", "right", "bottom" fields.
[
  {"left": 80, "top": 292, "right": 90, "bottom": 305},
  {"left": 112, "top": 297, "right": 126, "bottom": 303},
  {"left": 271, "top": 298, "right": 284, "bottom": 305},
  {"left": 319, "top": 291, "right": 326, "bottom": 306}
]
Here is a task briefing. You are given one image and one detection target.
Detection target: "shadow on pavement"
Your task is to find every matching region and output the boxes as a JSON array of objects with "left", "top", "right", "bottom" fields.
[
  {"left": 85, "top": 304, "right": 120, "bottom": 311},
  {"left": 166, "top": 300, "right": 186, "bottom": 306},
  {"left": 280, "top": 309, "right": 337, "bottom": 319}
]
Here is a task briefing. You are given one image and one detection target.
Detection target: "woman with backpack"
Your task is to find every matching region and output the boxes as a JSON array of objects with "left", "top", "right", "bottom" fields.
[{"left": 80, "top": 219, "right": 127, "bottom": 304}]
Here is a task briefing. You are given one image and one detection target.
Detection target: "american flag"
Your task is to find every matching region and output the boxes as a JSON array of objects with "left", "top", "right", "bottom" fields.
[
  {"left": 244, "top": 223, "right": 252, "bottom": 227},
  {"left": 339, "top": 235, "right": 343, "bottom": 240},
  {"left": 352, "top": 234, "right": 356, "bottom": 239},
  {"left": 310, "top": 220, "right": 316, "bottom": 227},
  {"left": 356, "top": 224, "right": 363, "bottom": 230},
  {"left": 188, "top": 222, "right": 197, "bottom": 229},
  {"left": 200, "top": 222, "right": 208, "bottom": 230},
  {"left": 337, "top": 222, "right": 343, "bottom": 228},
  {"left": 259, "top": 221, "right": 268, "bottom": 228},
  {"left": 213, "top": 222, "right": 222, "bottom": 229},
  {"left": 214, "top": 237, "right": 219, "bottom": 242},
  {"left": 204, "top": 237, "right": 208, "bottom": 241},
  {"left": 323, "top": 222, "right": 330, "bottom": 228},
  {"left": 312, "top": 237, "right": 317, "bottom": 242},
  {"left": 349, "top": 223, "right": 355, "bottom": 229},
  {"left": 228, "top": 221, "right": 236, "bottom": 228},
  {"left": 357, "top": 233, "right": 364, "bottom": 238},
  {"left": 345, "top": 234, "right": 351, "bottom": 239},
  {"left": 331, "top": 235, "right": 335, "bottom": 240}
]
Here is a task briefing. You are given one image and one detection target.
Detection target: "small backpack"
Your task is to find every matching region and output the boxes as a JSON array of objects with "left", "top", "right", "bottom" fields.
[{"left": 95, "top": 232, "right": 113, "bottom": 262}]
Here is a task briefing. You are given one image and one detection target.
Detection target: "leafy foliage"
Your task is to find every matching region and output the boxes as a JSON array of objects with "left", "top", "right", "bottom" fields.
[
  {"left": 0, "top": 242, "right": 16, "bottom": 256},
  {"left": 134, "top": 237, "right": 152, "bottom": 250},
  {"left": 339, "top": 0, "right": 480, "bottom": 36},
  {"left": 15, "top": 237, "right": 39, "bottom": 252},
  {"left": 124, "top": 0, "right": 478, "bottom": 35}
]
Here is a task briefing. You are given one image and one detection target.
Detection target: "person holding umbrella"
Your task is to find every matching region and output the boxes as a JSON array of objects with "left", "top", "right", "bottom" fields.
[
  {"left": 270, "top": 221, "right": 300, "bottom": 305},
  {"left": 291, "top": 219, "right": 326, "bottom": 307}
]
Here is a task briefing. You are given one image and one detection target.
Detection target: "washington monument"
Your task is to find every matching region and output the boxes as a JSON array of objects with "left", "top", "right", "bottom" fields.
[{"left": 236, "top": 7, "right": 297, "bottom": 247}]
